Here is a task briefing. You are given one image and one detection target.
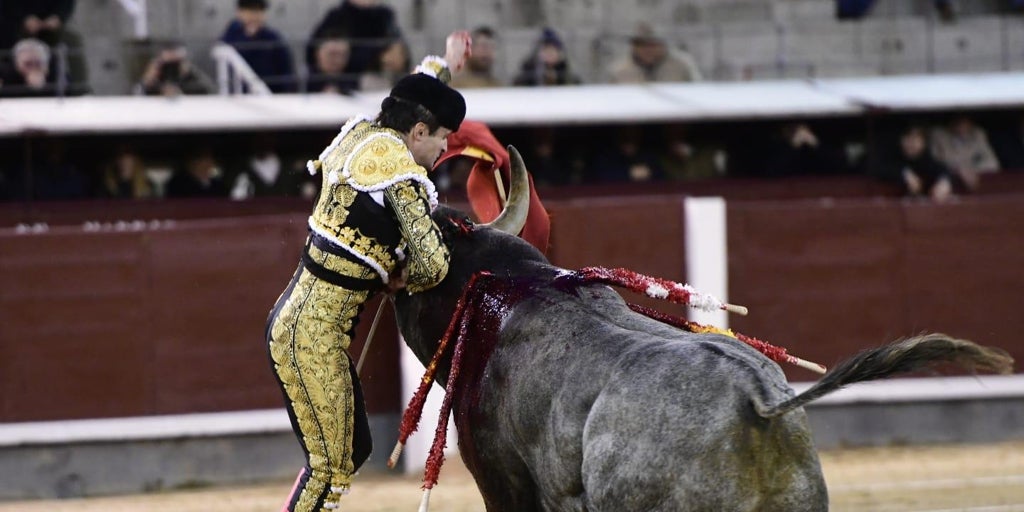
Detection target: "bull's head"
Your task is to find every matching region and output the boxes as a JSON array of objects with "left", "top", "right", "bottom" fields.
[{"left": 394, "top": 146, "right": 553, "bottom": 371}]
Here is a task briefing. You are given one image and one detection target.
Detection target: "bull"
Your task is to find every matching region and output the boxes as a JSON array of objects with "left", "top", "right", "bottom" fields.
[{"left": 392, "top": 147, "right": 1013, "bottom": 511}]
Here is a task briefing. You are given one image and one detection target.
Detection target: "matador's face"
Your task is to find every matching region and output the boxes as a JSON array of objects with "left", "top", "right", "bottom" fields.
[{"left": 408, "top": 123, "right": 453, "bottom": 169}]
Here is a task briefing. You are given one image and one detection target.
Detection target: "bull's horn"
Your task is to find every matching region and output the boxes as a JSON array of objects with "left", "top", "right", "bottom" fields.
[{"left": 481, "top": 145, "right": 530, "bottom": 235}]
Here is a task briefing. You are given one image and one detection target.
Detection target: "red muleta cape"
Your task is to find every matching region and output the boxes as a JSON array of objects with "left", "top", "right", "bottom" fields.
[{"left": 434, "top": 119, "right": 551, "bottom": 254}]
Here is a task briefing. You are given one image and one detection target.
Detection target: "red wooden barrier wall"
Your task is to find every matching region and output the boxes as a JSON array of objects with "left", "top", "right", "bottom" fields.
[{"left": 2, "top": 188, "right": 1022, "bottom": 422}]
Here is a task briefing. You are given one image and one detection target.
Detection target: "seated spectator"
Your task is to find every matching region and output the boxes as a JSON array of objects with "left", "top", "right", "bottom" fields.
[
  {"left": 0, "top": 0, "right": 89, "bottom": 92},
  {"left": 219, "top": 0, "right": 296, "bottom": 93},
  {"left": 513, "top": 27, "right": 581, "bottom": 87},
  {"left": 0, "top": 38, "right": 62, "bottom": 97},
  {"left": 590, "top": 125, "right": 665, "bottom": 183},
  {"left": 929, "top": 114, "right": 1000, "bottom": 191},
  {"left": 607, "top": 22, "right": 702, "bottom": 84},
  {"left": 760, "top": 122, "right": 849, "bottom": 177},
  {"left": 307, "top": 35, "right": 358, "bottom": 94},
  {"left": 658, "top": 123, "right": 724, "bottom": 181},
  {"left": 137, "top": 42, "right": 214, "bottom": 97},
  {"left": 359, "top": 38, "right": 410, "bottom": 91},
  {"left": 166, "top": 147, "right": 227, "bottom": 198},
  {"left": 450, "top": 26, "right": 502, "bottom": 89},
  {"left": 876, "top": 124, "right": 958, "bottom": 203},
  {"left": 305, "top": 0, "right": 402, "bottom": 79},
  {"left": 97, "top": 144, "right": 154, "bottom": 199},
  {"left": 227, "top": 133, "right": 309, "bottom": 199},
  {"left": 521, "top": 126, "right": 586, "bottom": 187}
]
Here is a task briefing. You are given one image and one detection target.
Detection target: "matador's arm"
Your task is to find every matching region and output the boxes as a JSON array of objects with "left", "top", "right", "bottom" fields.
[{"left": 384, "top": 181, "right": 449, "bottom": 293}]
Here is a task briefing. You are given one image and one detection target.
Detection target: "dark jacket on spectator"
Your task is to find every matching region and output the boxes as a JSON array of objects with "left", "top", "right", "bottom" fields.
[
  {"left": 513, "top": 57, "right": 581, "bottom": 87},
  {"left": 1, "top": 0, "right": 75, "bottom": 48},
  {"left": 220, "top": 19, "right": 296, "bottom": 93},
  {"left": 305, "top": 72, "right": 358, "bottom": 95},
  {"left": 878, "top": 149, "right": 958, "bottom": 196},
  {"left": 141, "top": 64, "right": 213, "bottom": 96},
  {"left": 304, "top": 1, "right": 402, "bottom": 77}
]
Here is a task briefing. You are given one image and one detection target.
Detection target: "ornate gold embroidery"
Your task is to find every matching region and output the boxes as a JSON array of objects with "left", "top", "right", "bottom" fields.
[
  {"left": 346, "top": 134, "right": 422, "bottom": 189},
  {"left": 385, "top": 181, "right": 449, "bottom": 293},
  {"left": 317, "top": 184, "right": 357, "bottom": 226},
  {"left": 269, "top": 268, "right": 375, "bottom": 510},
  {"left": 308, "top": 226, "right": 396, "bottom": 278},
  {"left": 309, "top": 121, "right": 427, "bottom": 278}
]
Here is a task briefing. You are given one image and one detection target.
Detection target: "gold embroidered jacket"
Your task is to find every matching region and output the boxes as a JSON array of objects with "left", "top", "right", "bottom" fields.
[{"left": 307, "top": 118, "right": 449, "bottom": 294}]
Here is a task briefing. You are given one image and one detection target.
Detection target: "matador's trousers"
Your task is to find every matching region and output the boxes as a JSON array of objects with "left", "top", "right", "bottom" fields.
[{"left": 266, "top": 244, "right": 382, "bottom": 512}]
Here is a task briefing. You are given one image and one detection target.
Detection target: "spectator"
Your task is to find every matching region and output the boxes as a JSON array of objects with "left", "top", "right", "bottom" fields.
[
  {"left": 359, "top": 38, "right": 410, "bottom": 91},
  {"left": 658, "top": 124, "right": 724, "bottom": 181},
  {"left": 0, "top": 38, "right": 61, "bottom": 97},
  {"left": 760, "top": 122, "right": 849, "bottom": 177},
  {"left": 219, "top": 0, "right": 297, "bottom": 93},
  {"left": 227, "top": 133, "right": 308, "bottom": 199},
  {"left": 0, "top": 0, "right": 88, "bottom": 90},
  {"left": 166, "top": 146, "right": 227, "bottom": 198},
  {"left": 513, "top": 27, "right": 581, "bottom": 87},
  {"left": 607, "top": 22, "right": 702, "bottom": 84},
  {"left": 97, "top": 144, "right": 154, "bottom": 199},
  {"left": 137, "top": 42, "right": 214, "bottom": 97},
  {"left": 450, "top": 26, "right": 502, "bottom": 89},
  {"left": 521, "top": 126, "right": 586, "bottom": 187},
  {"left": 307, "top": 35, "right": 359, "bottom": 94},
  {"left": 305, "top": 0, "right": 402, "bottom": 79},
  {"left": 590, "top": 125, "right": 665, "bottom": 183},
  {"left": 929, "top": 114, "right": 1000, "bottom": 191},
  {"left": 877, "top": 124, "right": 958, "bottom": 203},
  {"left": 2, "top": 0, "right": 73, "bottom": 47}
]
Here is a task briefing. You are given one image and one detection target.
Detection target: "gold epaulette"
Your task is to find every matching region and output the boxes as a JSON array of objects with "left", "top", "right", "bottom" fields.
[{"left": 343, "top": 131, "right": 424, "bottom": 191}]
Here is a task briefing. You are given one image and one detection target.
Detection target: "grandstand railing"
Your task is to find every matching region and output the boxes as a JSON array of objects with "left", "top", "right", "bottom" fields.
[{"left": 210, "top": 43, "right": 272, "bottom": 96}]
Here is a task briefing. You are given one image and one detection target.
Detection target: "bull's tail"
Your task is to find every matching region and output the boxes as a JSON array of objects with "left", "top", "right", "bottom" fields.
[{"left": 755, "top": 333, "right": 1014, "bottom": 419}]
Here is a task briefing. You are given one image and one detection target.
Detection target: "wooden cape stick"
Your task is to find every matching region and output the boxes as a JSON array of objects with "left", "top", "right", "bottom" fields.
[{"left": 356, "top": 296, "right": 390, "bottom": 376}]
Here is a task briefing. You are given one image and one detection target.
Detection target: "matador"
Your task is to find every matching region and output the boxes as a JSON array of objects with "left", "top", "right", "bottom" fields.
[{"left": 266, "top": 34, "right": 470, "bottom": 512}]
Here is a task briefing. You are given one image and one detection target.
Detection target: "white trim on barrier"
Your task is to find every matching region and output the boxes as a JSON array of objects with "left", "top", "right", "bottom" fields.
[
  {"left": 0, "top": 377, "right": 1020, "bottom": 448},
  {"left": 0, "top": 408, "right": 292, "bottom": 447}
]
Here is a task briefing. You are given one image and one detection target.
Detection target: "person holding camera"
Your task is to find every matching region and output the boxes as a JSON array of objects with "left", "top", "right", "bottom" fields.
[{"left": 137, "top": 42, "right": 214, "bottom": 97}]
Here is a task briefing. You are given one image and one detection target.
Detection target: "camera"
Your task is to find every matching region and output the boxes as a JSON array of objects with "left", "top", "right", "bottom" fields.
[{"left": 159, "top": 60, "right": 182, "bottom": 82}]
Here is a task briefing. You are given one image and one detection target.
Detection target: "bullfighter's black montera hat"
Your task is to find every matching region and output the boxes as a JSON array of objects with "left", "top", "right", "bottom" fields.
[{"left": 388, "top": 73, "right": 466, "bottom": 132}]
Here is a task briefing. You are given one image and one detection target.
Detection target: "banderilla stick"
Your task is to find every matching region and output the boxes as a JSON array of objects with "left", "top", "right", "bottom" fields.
[{"left": 356, "top": 295, "right": 390, "bottom": 376}]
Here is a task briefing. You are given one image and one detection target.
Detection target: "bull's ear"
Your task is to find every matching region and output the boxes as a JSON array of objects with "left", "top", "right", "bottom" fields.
[{"left": 481, "top": 145, "right": 530, "bottom": 235}]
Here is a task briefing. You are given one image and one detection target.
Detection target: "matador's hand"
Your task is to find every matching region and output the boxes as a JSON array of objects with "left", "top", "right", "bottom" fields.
[
  {"left": 388, "top": 266, "right": 410, "bottom": 293},
  {"left": 445, "top": 30, "right": 472, "bottom": 73}
]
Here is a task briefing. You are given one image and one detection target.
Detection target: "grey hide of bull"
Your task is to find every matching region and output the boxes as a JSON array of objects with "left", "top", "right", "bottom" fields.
[{"left": 392, "top": 146, "right": 1014, "bottom": 512}]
